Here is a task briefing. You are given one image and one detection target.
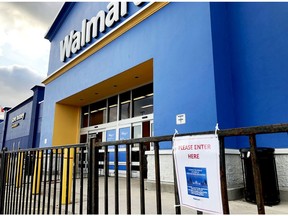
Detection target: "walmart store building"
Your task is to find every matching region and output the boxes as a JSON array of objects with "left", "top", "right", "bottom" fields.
[{"left": 41, "top": 2, "right": 288, "bottom": 192}]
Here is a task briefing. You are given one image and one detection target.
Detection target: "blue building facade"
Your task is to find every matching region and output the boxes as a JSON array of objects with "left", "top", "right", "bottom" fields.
[
  {"left": 41, "top": 2, "right": 288, "bottom": 151},
  {"left": 0, "top": 86, "right": 45, "bottom": 150}
]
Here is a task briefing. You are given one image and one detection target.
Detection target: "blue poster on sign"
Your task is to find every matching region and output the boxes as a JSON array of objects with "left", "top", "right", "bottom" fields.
[
  {"left": 106, "top": 129, "right": 116, "bottom": 149},
  {"left": 119, "top": 127, "right": 130, "bottom": 148},
  {"left": 119, "top": 127, "right": 130, "bottom": 140},
  {"left": 185, "top": 167, "right": 209, "bottom": 198}
]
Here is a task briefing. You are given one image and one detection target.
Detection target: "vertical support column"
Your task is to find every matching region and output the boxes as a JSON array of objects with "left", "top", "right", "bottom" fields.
[
  {"left": 249, "top": 135, "right": 265, "bottom": 214},
  {"left": 61, "top": 148, "right": 74, "bottom": 205},
  {"left": 219, "top": 136, "right": 229, "bottom": 214}
]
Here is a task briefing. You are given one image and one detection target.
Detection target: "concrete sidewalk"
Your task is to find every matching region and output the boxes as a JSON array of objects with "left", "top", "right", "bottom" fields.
[
  {"left": 8, "top": 176, "right": 288, "bottom": 214},
  {"left": 85, "top": 177, "right": 288, "bottom": 214}
]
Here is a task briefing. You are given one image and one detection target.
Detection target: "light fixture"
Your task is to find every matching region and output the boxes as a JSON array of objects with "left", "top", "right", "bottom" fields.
[
  {"left": 109, "top": 104, "right": 117, "bottom": 108},
  {"left": 141, "top": 104, "right": 153, "bottom": 109},
  {"left": 98, "top": 107, "right": 107, "bottom": 111},
  {"left": 133, "top": 96, "right": 145, "bottom": 101},
  {"left": 121, "top": 100, "right": 131, "bottom": 104}
]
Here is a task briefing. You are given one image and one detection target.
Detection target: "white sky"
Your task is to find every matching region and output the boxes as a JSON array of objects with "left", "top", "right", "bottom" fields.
[{"left": 0, "top": 2, "right": 63, "bottom": 118}]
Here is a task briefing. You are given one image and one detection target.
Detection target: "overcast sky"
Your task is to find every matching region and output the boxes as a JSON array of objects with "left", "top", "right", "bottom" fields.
[{"left": 0, "top": 2, "right": 63, "bottom": 117}]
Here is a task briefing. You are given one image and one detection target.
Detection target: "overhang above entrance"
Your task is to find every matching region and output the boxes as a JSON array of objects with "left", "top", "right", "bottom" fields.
[{"left": 58, "top": 58, "right": 153, "bottom": 106}]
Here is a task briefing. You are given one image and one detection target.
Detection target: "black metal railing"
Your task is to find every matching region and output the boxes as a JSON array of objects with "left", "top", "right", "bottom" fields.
[
  {"left": 87, "top": 123, "right": 288, "bottom": 215},
  {"left": 0, "top": 123, "right": 287, "bottom": 214},
  {"left": 0, "top": 144, "right": 87, "bottom": 214}
]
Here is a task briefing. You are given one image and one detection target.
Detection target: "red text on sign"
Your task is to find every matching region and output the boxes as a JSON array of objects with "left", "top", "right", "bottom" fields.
[{"left": 188, "top": 154, "right": 199, "bottom": 159}]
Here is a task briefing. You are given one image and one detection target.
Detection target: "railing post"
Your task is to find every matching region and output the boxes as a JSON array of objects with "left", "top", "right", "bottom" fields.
[
  {"left": 139, "top": 142, "right": 145, "bottom": 214},
  {"left": 126, "top": 144, "right": 131, "bottom": 214},
  {"left": 87, "top": 139, "right": 94, "bottom": 214},
  {"left": 249, "top": 135, "right": 265, "bottom": 214},
  {"left": 172, "top": 146, "right": 181, "bottom": 215},
  {"left": 154, "top": 141, "right": 162, "bottom": 214},
  {"left": 114, "top": 145, "right": 119, "bottom": 214},
  {"left": 94, "top": 144, "right": 99, "bottom": 214},
  {"left": 104, "top": 145, "right": 109, "bottom": 214},
  {"left": 219, "top": 136, "right": 230, "bottom": 214},
  {"left": 0, "top": 148, "right": 7, "bottom": 214}
]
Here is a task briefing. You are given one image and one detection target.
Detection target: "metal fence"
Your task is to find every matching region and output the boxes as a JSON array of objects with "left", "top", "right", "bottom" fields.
[
  {"left": 0, "top": 144, "right": 87, "bottom": 214},
  {"left": 0, "top": 123, "right": 287, "bottom": 214}
]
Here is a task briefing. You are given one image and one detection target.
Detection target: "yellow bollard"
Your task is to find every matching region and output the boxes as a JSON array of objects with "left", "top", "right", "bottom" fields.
[
  {"left": 6, "top": 154, "right": 10, "bottom": 183},
  {"left": 16, "top": 152, "right": 24, "bottom": 188},
  {"left": 32, "top": 151, "right": 42, "bottom": 194},
  {"left": 61, "top": 148, "right": 74, "bottom": 204}
]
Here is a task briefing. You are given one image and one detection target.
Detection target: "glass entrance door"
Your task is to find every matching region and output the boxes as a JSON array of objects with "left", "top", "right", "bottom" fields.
[
  {"left": 131, "top": 120, "right": 152, "bottom": 178},
  {"left": 88, "top": 129, "right": 105, "bottom": 175}
]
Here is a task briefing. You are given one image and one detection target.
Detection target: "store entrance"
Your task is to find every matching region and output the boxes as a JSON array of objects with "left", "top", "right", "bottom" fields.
[{"left": 131, "top": 120, "right": 152, "bottom": 178}]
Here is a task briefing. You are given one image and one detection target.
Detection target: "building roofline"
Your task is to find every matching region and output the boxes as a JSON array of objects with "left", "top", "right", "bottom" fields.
[
  {"left": 5, "top": 85, "right": 45, "bottom": 114},
  {"left": 44, "top": 2, "right": 76, "bottom": 41}
]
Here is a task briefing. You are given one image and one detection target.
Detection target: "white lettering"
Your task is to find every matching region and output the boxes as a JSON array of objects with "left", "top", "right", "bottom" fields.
[
  {"left": 85, "top": 10, "right": 106, "bottom": 44},
  {"left": 59, "top": 2, "right": 143, "bottom": 62},
  {"left": 81, "top": 19, "right": 87, "bottom": 47},
  {"left": 105, "top": 2, "right": 120, "bottom": 28},
  {"left": 11, "top": 113, "right": 26, "bottom": 123},
  {"left": 121, "top": 2, "right": 128, "bottom": 17},
  {"left": 71, "top": 31, "right": 81, "bottom": 53},
  {"left": 60, "top": 31, "right": 74, "bottom": 62},
  {"left": 133, "top": 2, "right": 143, "bottom": 6}
]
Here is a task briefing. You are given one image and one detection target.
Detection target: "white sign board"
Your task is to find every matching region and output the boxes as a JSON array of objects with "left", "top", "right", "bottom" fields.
[
  {"left": 173, "top": 134, "right": 223, "bottom": 214},
  {"left": 176, "top": 114, "right": 186, "bottom": 125}
]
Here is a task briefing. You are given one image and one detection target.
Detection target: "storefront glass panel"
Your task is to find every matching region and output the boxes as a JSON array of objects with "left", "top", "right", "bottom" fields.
[
  {"left": 89, "top": 100, "right": 107, "bottom": 126},
  {"left": 133, "top": 83, "right": 153, "bottom": 117}
]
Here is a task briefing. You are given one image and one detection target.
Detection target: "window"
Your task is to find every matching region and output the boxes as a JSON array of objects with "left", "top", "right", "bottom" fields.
[
  {"left": 81, "top": 106, "right": 89, "bottom": 128},
  {"left": 80, "top": 134, "right": 87, "bottom": 143},
  {"left": 89, "top": 100, "right": 107, "bottom": 126},
  {"left": 132, "top": 83, "right": 153, "bottom": 117},
  {"left": 80, "top": 83, "right": 153, "bottom": 128},
  {"left": 108, "top": 96, "right": 118, "bottom": 122},
  {"left": 120, "top": 91, "right": 131, "bottom": 120}
]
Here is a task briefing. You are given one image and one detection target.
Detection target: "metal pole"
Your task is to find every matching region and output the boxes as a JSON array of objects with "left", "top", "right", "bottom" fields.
[
  {"left": 126, "top": 144, "right": 131, "bottom": 214},
  {"left": 104, "top": 145, "right": 109, "bottom": 214},
  {"left": 114, "top": 145, "right": 119, "bottom": 214},
  {"left": 249, "top": 135, "right": 265, "bottom": 214},
  {"left": 219, "top": 136, "right": 230, "bottom": 214},
  {"left": 172, "top": 148, "right": 181, "bottom": 214},
  {"left": 94, "top": 145, "right": 99, "bottom": 214},
  {"left": 87, "top": 140, "right": 93, "bottom": 214},
  {"left": 0, "top": 149, "right": 7, "bottom": 214},
  {"left": 154, "top": 141, "right": 162, "bottom": 214},
  {"left": 139, "top": 142, "right": 145, "bottom": 214}
]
